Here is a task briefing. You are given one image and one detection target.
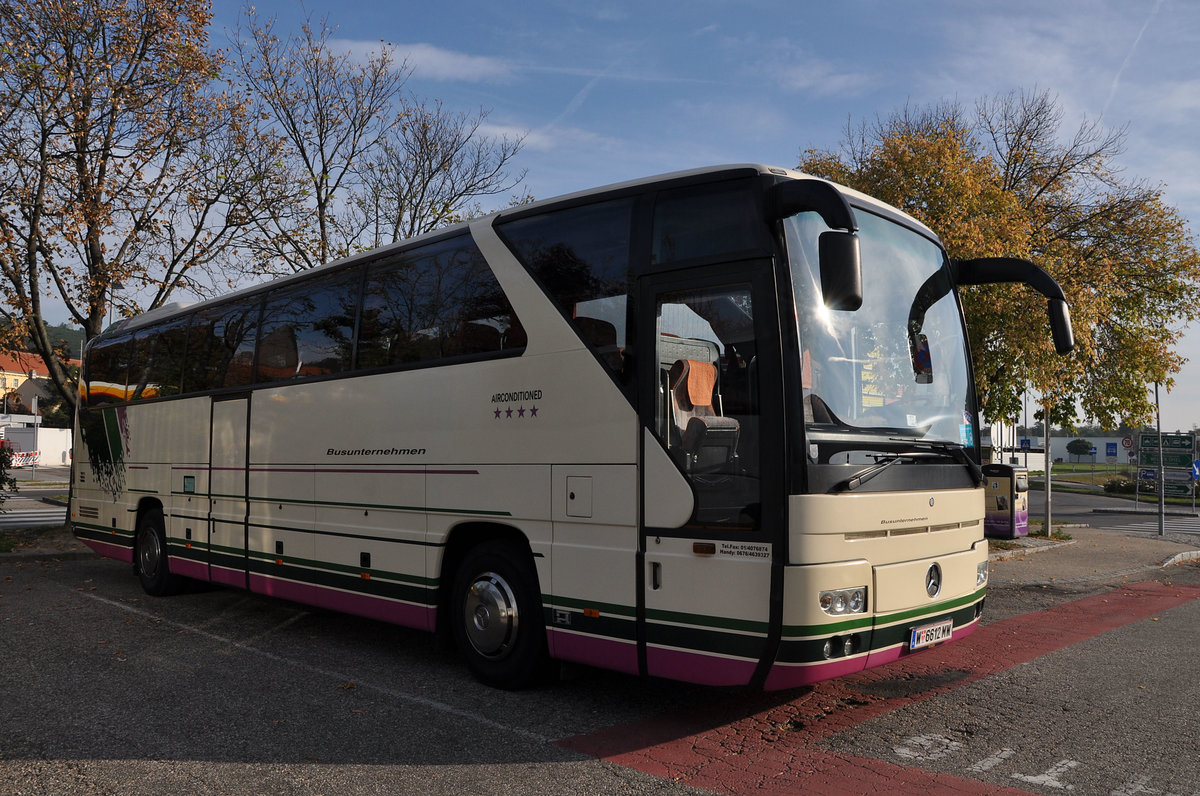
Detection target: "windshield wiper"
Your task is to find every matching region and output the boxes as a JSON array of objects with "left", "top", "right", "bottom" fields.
[
  {"left": 829, "top": 452, "right": 940, "bottom": 493},
  {"left": 890, "top": 438, "right": 985, "bottom": 486},
  {"left": 829, "top": 441, "right": 984, "bottom": 494}
]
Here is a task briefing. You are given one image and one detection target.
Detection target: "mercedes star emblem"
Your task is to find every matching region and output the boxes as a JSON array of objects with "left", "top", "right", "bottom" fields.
[{"left": 925, "top": 563, "right": 942, "bottom": 598}]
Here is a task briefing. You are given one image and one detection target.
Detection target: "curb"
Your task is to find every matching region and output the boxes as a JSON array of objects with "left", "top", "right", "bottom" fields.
[
  {"left": 989, "top": 539, "right": 1075, "bottom": 562},
  {"left": 1164, "top": 550, "right": 1200, "bottom": 567}
]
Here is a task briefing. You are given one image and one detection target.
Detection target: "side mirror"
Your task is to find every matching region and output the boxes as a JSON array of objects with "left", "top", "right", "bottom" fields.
[
  {"left": 819, "top": 230, "right": 863, "bottom": 311},
  {"left": 767, "top": 179, "right": 864, "bottom": 312},
  {"left": 1048, "top": 299, "right": 1074, "bottom": 355},
  {"left": 954, "top": 257, "right": 1076, "bottom": 356}
]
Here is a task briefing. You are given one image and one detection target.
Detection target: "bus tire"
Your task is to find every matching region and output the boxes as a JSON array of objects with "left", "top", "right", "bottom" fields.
[
  {"left": 451, "top": 540, "right": 555, "bottom": 689},
  {"left": 136, "top": 508, "right": 182, "bottom": 597}
]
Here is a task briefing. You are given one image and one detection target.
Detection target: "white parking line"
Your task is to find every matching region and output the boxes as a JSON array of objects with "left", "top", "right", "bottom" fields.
[{"left": 81, "top": 591, "right": 553, "bottom": 745}]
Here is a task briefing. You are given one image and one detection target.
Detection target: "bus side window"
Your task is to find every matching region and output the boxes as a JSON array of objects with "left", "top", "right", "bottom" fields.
[
  {"left": 653, "top": 283, "right": 761, "bottom": 529},
  {"left": 186, "top": 299, "right": 260, "bottom": 391},
  {"left": 651, "top": 184, "right": 763, "bottom": 266},
  {"left": 257, "top": 268, "right": 360, "bottom": 382},
  {"left": 498, "top": 198, "right": 634, "bottom": 382},
  {"left": 84, "top": 335, "right": 132, "bottom": 406},
  {"left": 149, "top": 317, "right": 190, "bottom": 398},
  {"left": 358, "top": 235, "right": 521, "bottom": 369}
]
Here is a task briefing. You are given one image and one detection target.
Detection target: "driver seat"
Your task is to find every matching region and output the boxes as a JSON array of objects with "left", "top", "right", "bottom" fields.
[{"left": 669, "top": 359, "right": 739, "bottom": 471}]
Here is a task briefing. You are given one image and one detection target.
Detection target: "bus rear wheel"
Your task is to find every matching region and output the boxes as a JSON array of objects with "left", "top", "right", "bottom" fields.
[
  {"left": 451, "top": 540, "right": 555, "bottom": 689},
  {"left": 136, "top": 508, "right": 183, "bottom": 597}
]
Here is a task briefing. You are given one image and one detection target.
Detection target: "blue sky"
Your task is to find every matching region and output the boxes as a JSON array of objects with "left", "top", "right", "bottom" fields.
[{"left": 202, "top": 0, "right": 1200, "bottom": 429}]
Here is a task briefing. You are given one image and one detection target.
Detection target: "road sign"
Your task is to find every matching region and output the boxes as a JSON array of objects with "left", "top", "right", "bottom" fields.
[
  {"left": 1193, "top": 460, "right": 1200, "bottom": 481},
  {"left": 1139, "top": 433, "right": 1195, "bottom": 450},
  {"left": 1139, "top": 450, "right": 1194, "bottom": 468},
  {"left": 1140, "top": 468, "right": 1158, "bottom": 481},
  {"left": 1122, "top": 436, "right": 1134, "bottom": 449},
  {"left": 1020, "top": 438, "right": 1032, "bottom": 451},
  {"left": 1163, "top": 482, "right": 1193, "bottom": 497}
]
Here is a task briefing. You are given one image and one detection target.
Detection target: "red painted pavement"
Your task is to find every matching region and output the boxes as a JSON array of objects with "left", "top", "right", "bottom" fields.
[{"left": 557, "top": 581, "right": 1200, "bottom": 794}]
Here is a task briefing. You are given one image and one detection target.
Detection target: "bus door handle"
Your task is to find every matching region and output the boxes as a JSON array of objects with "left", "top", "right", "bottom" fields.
[{"left": 650, "top": 561, "right": 662, "bottom": 590}]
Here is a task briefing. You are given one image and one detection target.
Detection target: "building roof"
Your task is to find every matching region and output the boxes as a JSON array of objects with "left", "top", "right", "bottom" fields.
[{"left": 0, "top": 351, "right": 80, "bottom": 377}]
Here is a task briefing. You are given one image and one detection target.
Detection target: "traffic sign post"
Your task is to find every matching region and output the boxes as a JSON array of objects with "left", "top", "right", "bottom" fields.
[
  {"left": 1194, "top": 460, "right": 1200, "bottom": 513},
  {"left": 1135, "top": 429, "right": 1197, "bottom": 526}
]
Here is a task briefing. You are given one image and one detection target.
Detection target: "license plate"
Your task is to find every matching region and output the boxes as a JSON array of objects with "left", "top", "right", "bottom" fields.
[{"left": 909, "top": 618, "right": 954, "bottom": 650}]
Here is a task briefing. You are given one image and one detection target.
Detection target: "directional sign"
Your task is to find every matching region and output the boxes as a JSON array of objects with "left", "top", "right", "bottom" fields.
[
  {"left": 1163, "top": 482, "right": 1193, "bottom": 497},
  {"left": 1140, "top": 433, "right": 1195, "bottom": 450},
  {"left": 1193, "top": 460, "right": 1200, "bottom": 481},
  {"left": 1139, "top": 450, "right": 1194, "bottom": 468}
]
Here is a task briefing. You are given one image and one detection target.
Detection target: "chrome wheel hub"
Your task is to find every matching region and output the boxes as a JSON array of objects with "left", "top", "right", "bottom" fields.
[{"left": 463, "top": 571, "right": 518, "bottom": 660}]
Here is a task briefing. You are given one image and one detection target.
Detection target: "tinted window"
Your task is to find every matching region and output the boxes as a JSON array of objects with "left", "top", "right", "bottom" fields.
[
  {"left": 357, "top": 235, "right": 521, "bottom": 368},
  {"left": 126, "top": 318, "right": 189, "bottom": 401},
  {"left": 84, "top": 335, "right": 132, "bottom": 406},
  {"left": 499, "top": 198, "right": 634, "bottom": 376},
  {"left": 652, "top": 185, "right": 762, "bottom": 266},
  {"left": 257, "top": 268, "right": 361, "bottom": 382},
  {"left": 149, "top": 317, "right": 190, "bottom": 398},
  {"left": 185, "top": 299, "right": 260, "bottom": 391}
]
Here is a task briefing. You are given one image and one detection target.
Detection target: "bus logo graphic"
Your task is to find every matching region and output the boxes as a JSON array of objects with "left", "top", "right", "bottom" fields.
[{"left": 925, "top": 563, "right": 943, "bottom": 598}]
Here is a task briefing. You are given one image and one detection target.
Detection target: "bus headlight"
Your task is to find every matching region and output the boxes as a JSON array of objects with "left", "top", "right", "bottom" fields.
[
  {"left": 819, "top": 587, "right": 867, "bottom": 616},
  {"left": 977, "top": 560, "right": 988, "bottom": 587}
]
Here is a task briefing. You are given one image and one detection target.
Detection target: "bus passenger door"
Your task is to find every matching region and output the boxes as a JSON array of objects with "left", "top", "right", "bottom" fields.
[
  {"left": 209, "top": 396, "right": 250, "bottom": 588},
  {"left": 638, "top": 261, "right": 785, "bottom": 687}
]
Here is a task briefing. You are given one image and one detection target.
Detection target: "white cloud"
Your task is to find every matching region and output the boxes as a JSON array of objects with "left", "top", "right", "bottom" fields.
[
  {"left": 722, "top": 35, "right": 879, "bottom": 98},
  {"left": 779, "top": 56, "right": 877, "bottom": 97},
  {"left": 393, "top": 42, "right": 516, "bottom": 83},
  {"left": 330, "top": 38, "right": 515, "bottom": 83}
]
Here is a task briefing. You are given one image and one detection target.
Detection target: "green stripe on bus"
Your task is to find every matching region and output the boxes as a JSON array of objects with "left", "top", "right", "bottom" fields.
[
  {"left": 544, "top": 594, "right": 637, "bottom": 619},
  {"left": 781, "top": 587, "right": 987, "bottom": 639}
]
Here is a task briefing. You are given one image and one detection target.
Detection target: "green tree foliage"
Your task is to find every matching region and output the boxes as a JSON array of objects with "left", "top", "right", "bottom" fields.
[
  {"left": 1065, "top": 438, "right": 1092, "bottom": 462},
  {"left": 0, "top": 0, "right": 278, "bottom": 415},
  {"left": 798, "top": 90, "right": 1200, "bottom": 429},
  {"left": 1, "top": 2, "right": 526, "bottom": 415},
  {"left": 0, "top": 446, "right": 16, "bottom": 508}
]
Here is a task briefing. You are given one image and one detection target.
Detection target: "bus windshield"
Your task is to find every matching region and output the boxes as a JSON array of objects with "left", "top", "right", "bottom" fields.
[{"left": 785, "top": 209, "right": 976, "bottom": 491}]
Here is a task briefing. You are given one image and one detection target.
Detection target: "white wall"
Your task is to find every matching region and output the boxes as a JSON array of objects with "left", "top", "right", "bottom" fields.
[{"left": 4, "top": 427, "right": 73, "bottom": 466}]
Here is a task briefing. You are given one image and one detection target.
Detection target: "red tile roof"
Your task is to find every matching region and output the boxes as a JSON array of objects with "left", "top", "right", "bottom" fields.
[{"left": 0, "top": 351, "right": 80, "bottom": 377}]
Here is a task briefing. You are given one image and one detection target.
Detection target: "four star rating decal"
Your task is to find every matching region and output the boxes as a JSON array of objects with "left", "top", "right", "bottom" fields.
[{"left": 493, "top": 405, "right": 539, "bottom": 419}]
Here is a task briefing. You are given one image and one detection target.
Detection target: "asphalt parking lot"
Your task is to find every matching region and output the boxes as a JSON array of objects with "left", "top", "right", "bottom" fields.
[{"left": 3, "top": 513, "right": 1199, "bottom": 795}]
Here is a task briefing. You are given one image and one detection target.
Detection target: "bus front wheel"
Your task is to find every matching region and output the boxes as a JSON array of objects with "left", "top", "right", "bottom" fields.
[
  {"left": 451, "top": 540, "right": 555, "bottom": 689},
  {"left": 136, "top": 508, "right": 182, "bottom": 597}
]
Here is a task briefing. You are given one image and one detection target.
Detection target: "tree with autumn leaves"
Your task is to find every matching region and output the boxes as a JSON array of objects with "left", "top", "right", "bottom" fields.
[
  {"left": 799, "top": 90, "right": 1200, "bottom": 430},
  {"left": 0, "top": 0, "right": 525, "bottom": 414},
  {"left": 0, "top": 0, "right": 272, "bottom": 414}
]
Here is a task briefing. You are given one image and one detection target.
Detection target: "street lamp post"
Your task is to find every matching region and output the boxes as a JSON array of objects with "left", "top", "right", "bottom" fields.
[
  {"left": 1156, "top": 382, "right": 1165, "bottom": 537},
  {"left": 1044, "top": 393, "right": 1052, "bottom": 538}
]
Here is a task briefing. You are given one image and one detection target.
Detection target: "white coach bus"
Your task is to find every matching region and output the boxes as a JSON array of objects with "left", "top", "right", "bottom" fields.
[{"left": 72, "top": 165, "right": 1073, "bottom": 690}]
